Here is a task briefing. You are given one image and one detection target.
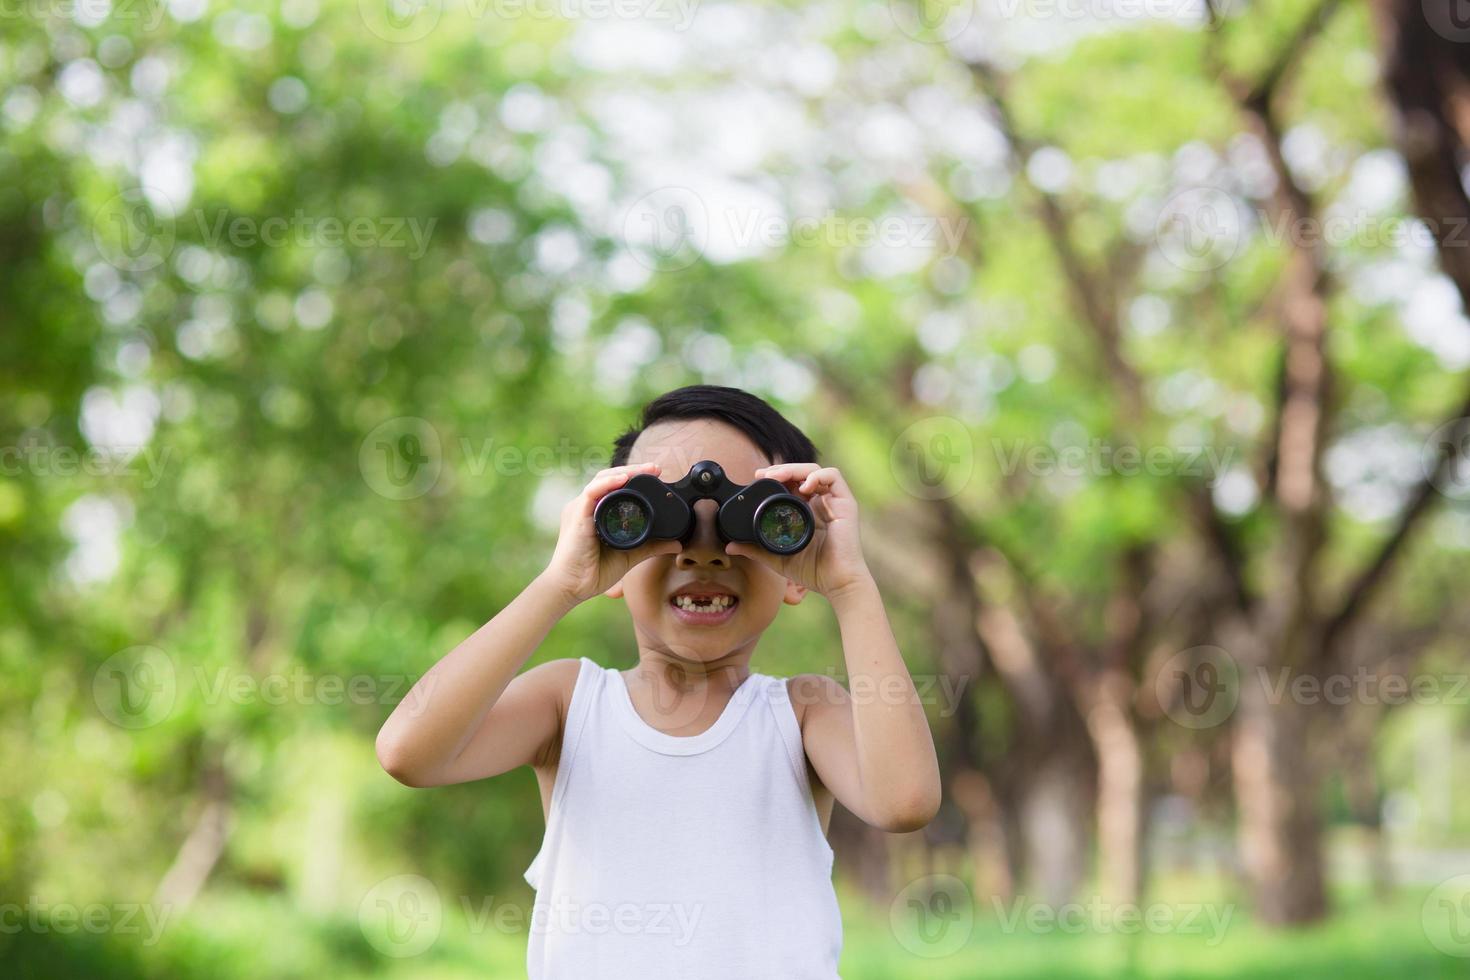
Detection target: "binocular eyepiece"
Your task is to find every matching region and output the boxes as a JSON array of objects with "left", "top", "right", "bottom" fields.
[{"left": 594, "top": 460, "right": 814, "bottom": 555}]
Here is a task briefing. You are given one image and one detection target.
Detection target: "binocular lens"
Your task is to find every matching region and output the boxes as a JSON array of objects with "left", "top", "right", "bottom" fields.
[
  {"left": 756, "top": 500, "right": 810, "bottom": 553},
  {"left": 598, "top": 496, "right": 650, "bottom": 548}
]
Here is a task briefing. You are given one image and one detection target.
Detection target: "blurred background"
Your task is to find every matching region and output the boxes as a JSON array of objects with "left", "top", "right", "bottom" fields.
[{"left": 5, "top": 0, "right": 1470, "bottom": 975}]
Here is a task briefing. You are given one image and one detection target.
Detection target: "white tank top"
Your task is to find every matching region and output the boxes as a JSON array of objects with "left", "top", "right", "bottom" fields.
[{"left": 523, "top": 656, "right": 843, "bottom": 979}]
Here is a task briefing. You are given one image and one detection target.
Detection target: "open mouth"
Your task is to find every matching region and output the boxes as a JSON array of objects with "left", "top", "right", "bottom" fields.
[{"left": 668, "top": 591, "right": 740, "bottom": 625}]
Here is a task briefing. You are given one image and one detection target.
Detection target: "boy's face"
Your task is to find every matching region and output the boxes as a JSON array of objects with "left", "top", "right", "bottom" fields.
[{"left": 605, "top": 417, "right": 806, "bottom": 664}]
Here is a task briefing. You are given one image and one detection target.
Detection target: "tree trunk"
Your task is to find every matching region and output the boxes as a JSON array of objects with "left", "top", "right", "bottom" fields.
[
  {"left": 1338, "top": 700, "right": 1394, "bottom": 900},
  {"left": 1021, "top": 756, "right": 1092, "bottom": 908},
  {"left": 153, "top": 754, "right": 233, "bottom": 913},
  {"left": 831, "top": 808, "right": 896, "bottom": 907},
  {"left": 949, "top": 767, "right": 1019, "bottom": 902},
  {"left": 1230, "top": 673, "right": 1327, "bottom": 924},
  {"left": 1085, "top": 672, "right": 1145, "bottom": 905}
]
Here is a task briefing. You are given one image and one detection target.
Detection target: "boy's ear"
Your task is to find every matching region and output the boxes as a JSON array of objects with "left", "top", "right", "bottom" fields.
[{"left": 782, "top": 579, "right": 807, "bottom": 605}]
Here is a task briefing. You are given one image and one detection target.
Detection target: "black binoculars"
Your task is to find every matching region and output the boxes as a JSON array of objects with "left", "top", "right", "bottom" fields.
[{"left": 594, "top": 460, "right": 814, "bottom": 555}]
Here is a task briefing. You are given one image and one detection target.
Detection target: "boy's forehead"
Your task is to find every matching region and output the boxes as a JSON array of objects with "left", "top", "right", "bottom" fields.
[{"left": 626, "top": 419, "right": 772, "bottom": 483}]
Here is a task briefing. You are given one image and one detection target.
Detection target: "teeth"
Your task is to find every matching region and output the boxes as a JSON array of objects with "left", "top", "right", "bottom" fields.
[{"left": 674, "top": 594, "right": 735, "bottom": 612}]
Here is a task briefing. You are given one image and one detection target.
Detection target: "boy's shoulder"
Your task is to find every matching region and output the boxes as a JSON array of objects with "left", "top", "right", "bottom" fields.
[
  {"left": 530, "top": 657, "right": 585, "bottom": 686},
  {"left": 523, "top": 656, "right": 585, "bottom": 711},
  {"left": 523, "top": 658, "right": 586, "bottom": 770},
  {"left": 781, "top": 672, "right": 847, "bottom": 729}
]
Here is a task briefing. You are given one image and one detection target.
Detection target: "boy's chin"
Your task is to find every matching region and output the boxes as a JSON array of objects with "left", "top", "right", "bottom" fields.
[{"left": 643, "top": 614, "right": 748, "bottom": 661}]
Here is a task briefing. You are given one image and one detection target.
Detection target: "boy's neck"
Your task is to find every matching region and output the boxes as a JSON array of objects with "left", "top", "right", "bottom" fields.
[{"left": 630, "top": 646, "right": 755, "bottom": 693}]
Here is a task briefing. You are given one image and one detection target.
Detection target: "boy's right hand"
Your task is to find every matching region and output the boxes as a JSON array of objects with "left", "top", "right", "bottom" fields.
[{"left": 541, "top": 462, "right": 683, "bottom": 604}]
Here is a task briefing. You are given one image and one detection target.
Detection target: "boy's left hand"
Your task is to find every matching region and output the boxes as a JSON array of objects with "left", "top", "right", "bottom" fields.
[{"left": 723, "top": 463, "right": 872, "bottom": 599}]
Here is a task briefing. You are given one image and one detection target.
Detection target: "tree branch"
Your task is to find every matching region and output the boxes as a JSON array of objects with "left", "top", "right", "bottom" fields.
[
  {"left": 965, "top": 61, "right": 1146, "bottom": 422},
  {"left": 1319, "top": 0, "right": 1470, "bottom": 662}
]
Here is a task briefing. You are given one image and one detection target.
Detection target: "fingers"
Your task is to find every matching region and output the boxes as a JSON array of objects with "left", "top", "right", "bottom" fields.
[
  {"left": 756, "top": 463, "right": 849, "bottom": 499},
  {"left": 795, "top": 466, "right": 846, "bottom": 496},
  {"left": 755, "top": 462, "right": 819, "bottom": 486},
  {"left": 627, "top": 539, "right": 683, "bottom": 565},
  {"left": 574, "top": 462, "right": 662, "bottom": 517},
  {"left": 724, "top": 540, "right": 781, "bottom": 571}
]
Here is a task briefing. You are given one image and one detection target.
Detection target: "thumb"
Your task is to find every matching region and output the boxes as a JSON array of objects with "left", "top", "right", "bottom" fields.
[
  {"left": 632, "top": 539, "right": 683, "bottom": 563},
  {"left": 724, "top": 541, "right": 767, "bottom": 564}
]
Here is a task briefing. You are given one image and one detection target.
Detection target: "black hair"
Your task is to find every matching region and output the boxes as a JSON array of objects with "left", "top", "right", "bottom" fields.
[{"left": 609, "top": 385, "right": 819, "bottom": 468}]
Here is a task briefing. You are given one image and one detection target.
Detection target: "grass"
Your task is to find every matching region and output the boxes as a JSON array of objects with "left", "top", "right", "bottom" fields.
[
  {"left": 840, "top": 881, "right": 1465, "bottom": 979},
  {"left": 1, "top": 881, "right": 1463, "bottom": 978}
]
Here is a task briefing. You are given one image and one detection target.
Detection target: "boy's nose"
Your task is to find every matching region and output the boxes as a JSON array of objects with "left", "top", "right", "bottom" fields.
[{"left": 676, "top": 500, "right": 730, "bottom": 569}]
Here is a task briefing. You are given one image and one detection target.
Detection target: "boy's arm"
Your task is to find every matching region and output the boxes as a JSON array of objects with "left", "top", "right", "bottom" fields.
[
  {"left": 793, "top": 575, "right": 942, "bottom": 833},
  {"left": 375, "top": 575, "right": 578, "bottom": 787},
  {"left": 725, "top": 462, "right": 942, "bottom": 834},
  {"left": 375, "top": 462, "right": 680, "bottom": 788}
]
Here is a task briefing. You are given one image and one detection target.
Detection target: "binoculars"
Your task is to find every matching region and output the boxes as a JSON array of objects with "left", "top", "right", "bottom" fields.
[{"left": 594, "top": 460, "right": 814, "bottom": 554}]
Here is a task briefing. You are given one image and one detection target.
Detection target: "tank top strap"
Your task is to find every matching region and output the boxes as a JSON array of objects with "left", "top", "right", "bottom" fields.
[
  {"left": 759, "top": 673, "right": 811, "bottom": 788},
  {"left": 555, "top": 658, "right": 603, "bottom": 791}
]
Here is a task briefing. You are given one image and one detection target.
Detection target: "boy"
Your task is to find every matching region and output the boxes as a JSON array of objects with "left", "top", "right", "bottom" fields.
[{"left": 376, "top": 384, "right": 941, "bottom": 978}]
